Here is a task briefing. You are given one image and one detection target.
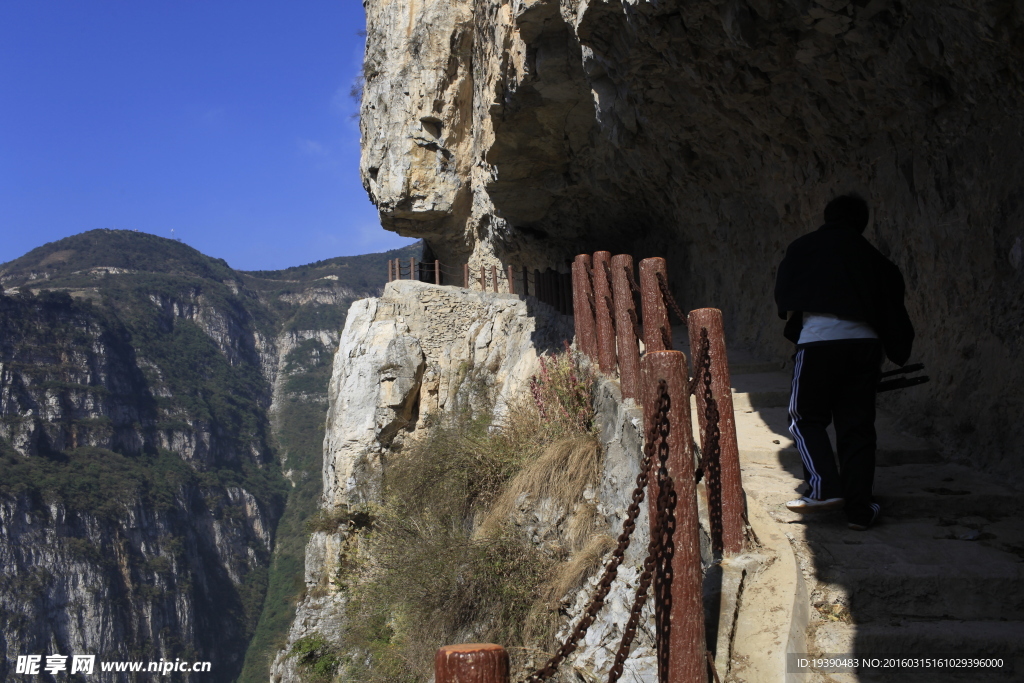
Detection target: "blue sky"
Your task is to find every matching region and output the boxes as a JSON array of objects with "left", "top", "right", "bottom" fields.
[{"left": 0, "top": 1, "right": 416, "bottom": 270}]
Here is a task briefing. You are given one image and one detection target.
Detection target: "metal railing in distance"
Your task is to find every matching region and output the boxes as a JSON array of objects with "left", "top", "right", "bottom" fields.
[
  {"left": 388, "top": 257, "right": 530, "bottom": 294},
  {"left": 435, "top": 644, "right": 509, "bottom": 683},
  {"left": 688, "top": 308, "right": 745, "bottom": 556},
  {"left": 641, "top": 350, "right": 707, "bottom": 683}
]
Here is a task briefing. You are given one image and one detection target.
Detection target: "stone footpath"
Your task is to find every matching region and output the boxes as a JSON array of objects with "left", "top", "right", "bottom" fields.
[{"left": 715, "top": 342, "right": 1024, "bottom": 683}]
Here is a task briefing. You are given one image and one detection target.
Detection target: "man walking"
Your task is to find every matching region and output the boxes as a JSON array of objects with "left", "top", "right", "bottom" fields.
[{"left": 774, "top": 194, "right": 914, "bottom": 530}]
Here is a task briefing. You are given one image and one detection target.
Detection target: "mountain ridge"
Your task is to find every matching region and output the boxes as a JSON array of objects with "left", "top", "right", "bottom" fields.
[{"left": 0, "top": 228, "right": 420, "bottom": 682}]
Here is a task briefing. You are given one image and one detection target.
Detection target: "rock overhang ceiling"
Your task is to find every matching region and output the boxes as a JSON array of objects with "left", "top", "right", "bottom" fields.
[{"left": 359, "top": 0, "right": 1024, "bottom": 477}]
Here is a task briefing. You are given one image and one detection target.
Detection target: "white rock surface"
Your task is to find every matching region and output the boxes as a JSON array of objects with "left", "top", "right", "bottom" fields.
[
  {"left": 271, "top": 281, "right": 573, "bottom": 680},
  {"left": 321, "top": 280, "right": 573, "bottom": 508}
]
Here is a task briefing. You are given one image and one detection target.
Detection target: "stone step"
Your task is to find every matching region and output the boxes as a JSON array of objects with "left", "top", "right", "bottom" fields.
[
  {"left": 732, "top": 389, "right": 790, "bottom": 410},
  {"left": 812, "top": 620, "right": 1024, "bottom": 681},
  {"left": 812, "top": 537, "right": 1024, "bottom": 622},
  {"left": 674, "top": 336, "right": 785, "bottom": 377},
  {"left": 741, "top": 446, "right": 942, "bottom": 469},
  {"left": 728, "top": 361, "right": 784, "bottom": 375},
  {"left": 729, "top": 371, "right": 792, "bottom": 410},
  {"left": 733, "top": 405, "right": 937, "bottom": 454},
  {"left": 878, "top": 490, "right": 1024, "bottom": 520},
  {"left": 744, "top": 460, "right": 1024, "bottom": 519},
  {"left": 874, "top": 463, "right": 1024, "bottom": 519},
  {"left": 720, "top": 346, "right": 1024, "bottom": 682}
]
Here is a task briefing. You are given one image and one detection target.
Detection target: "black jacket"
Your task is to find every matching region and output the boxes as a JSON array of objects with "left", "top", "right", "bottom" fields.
[{"left": 774, "top": 223, "right": 915, "bottom": 365}]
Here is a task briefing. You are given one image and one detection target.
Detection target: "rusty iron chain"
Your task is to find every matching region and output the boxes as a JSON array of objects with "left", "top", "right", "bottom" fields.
[
  {"left": 625, "top": 265, "right": 641, "bottom": 295},
  {"left": 622, "top": 264, "right": 644, "bottom": 339},
  {"left": 582, "top": 264, "right": 598, "bottom": 320},
  {"left": 661, "top": 326, "right": 673, "bottom": 351},
  {"left": 607, "top": 389, "right": 674, "bottom": 683},
  {"left": 523, "top": 382, "right": 671, "bottom": 683},
  {"left": 694, "top": 328, "right": 721, "bottom": 485},
  {"left": 627, "top": 307, "right": 643, "bottom": 342},
  {"left": 601, "top": 261, "right": 617, "bottom": 334},
  {"left": 655, "top": 271, "right": 688, "bottom": 325}
]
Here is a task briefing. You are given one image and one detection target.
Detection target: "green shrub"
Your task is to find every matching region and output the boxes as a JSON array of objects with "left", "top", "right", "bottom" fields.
[{"left": 290, "top": 634, "right": 341, "bottom": 682}]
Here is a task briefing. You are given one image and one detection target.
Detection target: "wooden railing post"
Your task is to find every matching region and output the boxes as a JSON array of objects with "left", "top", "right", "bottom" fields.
[
  {"left": 410, "top": 257, "right": 416, "bottom": 282},
  {"left": 491, "top": 265, "right": 499, "bottom": 293},
  {"left": 688, "top": 308, "right": 745, "bottom": 556},
  {"left": 435, "top": 260, "right": 441, "bottom": 285},
  {"left": 507, "top": 265, "right": 515, "bottom": 294},
  {"left": 641, "top": 351, "right": 707, "bottom": 683},
  {"left": 522, "top": 266, "right": 529, "bottom": 296},
  {"left": 592, "top": 251, "right": 617, "bottom": 374},
  {"left": 639, "top": 257, "right": 672, "bottom": 352},
  {"left": 387, "top": 259, "right": 393, "bottom": 282},
  {"left": 610, "top": 254, "right": 641, "bottom": 401},
  {"left": 572, "top": 255, "right": 597, "bottom": 360},
  {"left": 435, "top": 644, "right": 509, "bottom": 683},
  {"left": 463, "top": 263, "right": 469, "bottom": 288},
  {"left": 534, "top": 268, "right": 542, "bottom": 303},
  {"left": 480, "top": 265, "right": 486, "bottom": 291}
]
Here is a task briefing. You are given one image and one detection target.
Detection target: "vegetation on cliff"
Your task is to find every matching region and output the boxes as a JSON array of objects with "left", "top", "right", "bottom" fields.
[{"left": 309, "top": 350, "right": 610, "bottom": 682}]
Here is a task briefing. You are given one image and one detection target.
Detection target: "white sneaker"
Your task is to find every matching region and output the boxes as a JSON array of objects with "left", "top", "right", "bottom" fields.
[{"left": 785, "top": 496, "right": 845, "bottom": 512}]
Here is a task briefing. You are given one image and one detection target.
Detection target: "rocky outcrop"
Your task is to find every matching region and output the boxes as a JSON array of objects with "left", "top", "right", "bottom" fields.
[
  {"left": 321, "top": 280, "right": 574, "bottom": 508},
  {"left": 360, "top": 0, "right": 1024, "bottom": 478},
  {"left": 274, "top": 302, "right": 717, "bottom": 681},
  {"left": 271, "top": 282, "right": 575, "bottom": 680}
]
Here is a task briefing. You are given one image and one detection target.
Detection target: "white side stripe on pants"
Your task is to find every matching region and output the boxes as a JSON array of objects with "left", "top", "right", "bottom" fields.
[{"left": 788, "top": 349, "right": 823, "bottom": 499}]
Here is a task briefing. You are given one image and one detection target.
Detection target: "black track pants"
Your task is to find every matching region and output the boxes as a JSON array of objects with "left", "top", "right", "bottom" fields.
[{"left": 788, "top": 340, "right": 883, "bottom": 524}]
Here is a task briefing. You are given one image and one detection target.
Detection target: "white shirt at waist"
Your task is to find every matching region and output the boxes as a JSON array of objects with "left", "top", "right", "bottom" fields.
[{"left": 798, "top": 311, "right": 878, "bottom": 344}]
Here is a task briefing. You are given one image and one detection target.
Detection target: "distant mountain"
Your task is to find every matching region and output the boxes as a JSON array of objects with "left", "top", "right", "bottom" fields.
[{"left": 0, "top": 229, "right": 421, "bottom": 682}]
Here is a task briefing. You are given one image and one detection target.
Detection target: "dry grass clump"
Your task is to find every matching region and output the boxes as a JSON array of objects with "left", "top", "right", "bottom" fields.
[
  {"left": 339, "top": 348, "right": 611, "bottom": 682},
  {"left": 481, "top": 436, "right": 602, "bottom": 546},
  {"left": 529, "top": 342, "right": 597, "bottom": 438}
]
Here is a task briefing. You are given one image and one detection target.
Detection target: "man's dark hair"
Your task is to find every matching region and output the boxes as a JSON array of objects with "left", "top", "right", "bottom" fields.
[{"left": 824, "top": 194, "right": 870, "bottom": 233}]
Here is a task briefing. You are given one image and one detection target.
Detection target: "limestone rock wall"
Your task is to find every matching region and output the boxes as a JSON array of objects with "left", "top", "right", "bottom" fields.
[
  {"left": 321, "top": 280, "right": 574, "bottom": 508},
  {"left": 270, "top": 282, "right": 573, "bottom": 681},
  {"left": 360, "top": 0, "right": 1024, "bottom": 478}
]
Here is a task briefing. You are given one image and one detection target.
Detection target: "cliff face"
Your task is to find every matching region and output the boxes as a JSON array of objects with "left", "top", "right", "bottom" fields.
[
  {"left": 270, "top": 282, "right": 575, "bottom": 681},
  {"left": 0, "top": 289, "right": 277, "bottom": 681},
  {"left": 0, "top": 231, "right": 416, "bottom": 681},
  {"left": 360, "top": 0, "right": 1024, "bottom": 476}
]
